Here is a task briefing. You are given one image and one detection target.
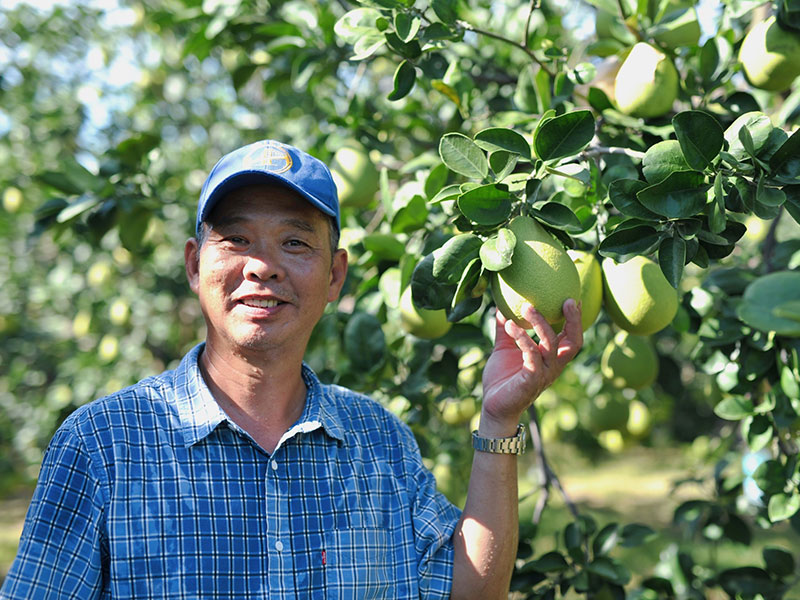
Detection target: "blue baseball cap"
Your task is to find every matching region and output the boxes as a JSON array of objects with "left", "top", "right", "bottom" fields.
[{"left": 196, "top": 139, "right": 340, "bottom": 235}]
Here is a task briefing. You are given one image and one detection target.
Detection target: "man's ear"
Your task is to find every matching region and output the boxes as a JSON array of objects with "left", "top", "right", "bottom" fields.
[
  {"left": 327, "top": 248, "right": 348, "bottom": 303},
  {"left": 185, "top": 238, "right": 201, "bottom": 295}
]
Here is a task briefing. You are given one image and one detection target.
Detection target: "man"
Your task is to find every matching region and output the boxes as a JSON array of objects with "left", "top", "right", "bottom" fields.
[{"left": 2, "top": 140, "right": 582, "bottom": 599}]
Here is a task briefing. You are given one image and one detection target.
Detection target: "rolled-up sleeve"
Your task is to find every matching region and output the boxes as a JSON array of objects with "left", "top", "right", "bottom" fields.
[{"left": 1, "top": 425, "right": 107, "bottom": 599}]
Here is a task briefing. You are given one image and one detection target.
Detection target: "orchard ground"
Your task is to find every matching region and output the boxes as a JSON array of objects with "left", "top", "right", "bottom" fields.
[{"left": 1, "top": 442, "right": 796, "bottom": 590}]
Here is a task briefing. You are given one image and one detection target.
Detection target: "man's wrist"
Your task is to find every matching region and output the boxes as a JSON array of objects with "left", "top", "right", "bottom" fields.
[{"left": 477, "top": 412, "right": 524, "bottom": 439}]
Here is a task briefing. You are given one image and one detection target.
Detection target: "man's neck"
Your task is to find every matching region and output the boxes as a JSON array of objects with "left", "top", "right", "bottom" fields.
[{"left": 198, "top": 342, "right": 308, "bottom": 453}]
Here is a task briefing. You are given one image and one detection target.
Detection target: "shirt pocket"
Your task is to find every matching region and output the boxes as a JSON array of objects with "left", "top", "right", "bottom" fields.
[{"left": 324, "top": 527, "right": 396, "bottom": 599}]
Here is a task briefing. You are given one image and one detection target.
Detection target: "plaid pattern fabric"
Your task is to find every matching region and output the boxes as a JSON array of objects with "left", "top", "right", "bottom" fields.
[{"left": 2, "top": 344, "right": 461, "bottom": 599}]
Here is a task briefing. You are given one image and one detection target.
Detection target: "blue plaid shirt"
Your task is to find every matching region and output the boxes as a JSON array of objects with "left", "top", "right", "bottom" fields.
[{"left": 2, "top": 344, "right": 461, "bottom": 599}]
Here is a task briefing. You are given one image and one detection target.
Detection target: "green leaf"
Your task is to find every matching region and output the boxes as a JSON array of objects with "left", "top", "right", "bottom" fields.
[
  {"left": 533, "top": 110, "right": 595, "bottom": 162},
  {"left": 410, "top": 253, "right": 457, "bottom": 310},
  {"left": 753, "top": 460, "right": 787, "bottom": 495},
  {"left": 637, "top": 171, "right": 709, "bottom": 218},
  {"left": 474, "top": 128, "right": 532, "bottom": 159},
  {"left": 598, "top": 225, "right": 662, "bottom": 261},
  {"left": 658, "top": 236, "right": 685, "bottom": 288},
  {"left": 531, "top": 202, "right": 583, "bottom": 232},
  {"left": 388, "top": 60, "right": 416, "bottom": 101},
  {"left": 642, "top": 140, "right": 691, "bottom": 184},
  {"left": 592, "top": 523, "right": 619, "bottom": 556},
  {"left": 672, "top": 110, "right": 724, "bottom": 170},
  {"left": 768, "top": 491, "right": 800, "bottom": 522},
  {"left": 456, "top": 184, "right": 513, "bottom": 225},
  {"left": 480, "top": 228, "right": 516, "bottom": 271},
  {"left": 431, "top": 0, "right": 459, "bottom": 22},
  {"left": 439, "top": 133, "right": 489, "bottom": 179},
  {"left": 432, "top": 234, "right": 483, "bottom": 284},
  {"left": 763, "top": 546, "right": 796, "bottom": 577},
  {"left": 56, "top": 194, "right": 102, "bottom": 223},
  {"left": 780, "top": 365, "right": 800, "bottom": 398},
  {"left": 756, "top": 174, "right": 786, "bottom": 207},
  {"left": 769, "top": 127, "right": 800, "bottom": 179},
  {"left": 118, "top": 206, "right": 151, "bottom": 253},
  {"left": 394, "top": 12, "right": 420, "bottom": 42},
  {"left": 724, "top": 111, "right": 774, "bottom": 161},
  {"left": 607, "top": 179, "right": 661, "bottom": 220},
  {"left": 391, "top": 194, "right": 428, "bottom": 233},
  {"left": 714, "top": 396, "right": 755, "bottom": 420},
  {"left": 586, "top": 557, "right": 631, "bottom": 586},
  {"left": 738, "top": 271, "right": 800, "bottom": 336},
  {"left": 525, "top": 551, "right": 569, "bottom": 573},
  {"left": 334, "top": 8, "right": 383, "bottom": 44},
  {"left": 344, "top": 312, "right": 386, "bottom": 371},
  {"left": 488, "top": 151, "right": 519, "bottom": 180},
  {"left": 719, "top": 567, "right": 785, "bottom": 597},
  {"left": 451, "top": 257, "right": 482, "bottom": 309},
  {"left": 362, "top": 233, "right": 406, "bottom": 260},
  {"left": 620, "top": 523, "right": 656, "bottom": 547},
  {"left": 744, "top": 414, "right": 773, "bottom": 452}
]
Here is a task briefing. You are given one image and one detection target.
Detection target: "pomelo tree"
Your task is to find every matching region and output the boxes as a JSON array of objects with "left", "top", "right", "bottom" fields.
[{"left": 1, "top": 0, "right": 799, "bottom": 595}]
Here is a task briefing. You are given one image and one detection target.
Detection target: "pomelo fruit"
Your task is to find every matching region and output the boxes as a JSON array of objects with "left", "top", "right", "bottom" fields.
[
  {"left": 600, "top": 330, "right": 660, "bottom": 390},
  {"left": 399, "top": 286, "right": 452, "bottom": 339},
  {"left": 614, "top": 42, "right": 678, "bottom": 118},
  {"left": 567, "top": 249, "right": 603, "bottom": 331},
  {"left": 330, "top": 142, "right": 380, "bottom": 208},
  {"left": 491, "top": 215, "right": 581, "bottom": 327},
  {"left": 739, "top": 16, "right": 800, "bottom": 92},
  {"left": 602, "top": 256, "right": 678, "bottom": 335}
]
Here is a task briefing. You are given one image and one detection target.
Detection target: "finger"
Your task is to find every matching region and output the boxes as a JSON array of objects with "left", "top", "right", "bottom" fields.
[
  {"left": 521, "top": 304, "right": 558, "bottom": 365},
  {"left": 503, "top": 317, "right": 544, "bottom": 375},
  {"left": 556, "top": 298, "right": 584, "bottom": 364},
  {"left": 493, "top": 309, "right": 521, "bottom": 351}
]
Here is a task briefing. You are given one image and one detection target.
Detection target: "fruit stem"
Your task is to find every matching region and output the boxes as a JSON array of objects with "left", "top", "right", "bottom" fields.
[
  {"left": 456, "top": 20, "right": 556, "bottom": 77},
  {"left": 526, "top": 405, "right": 581, "bottom": 523}
]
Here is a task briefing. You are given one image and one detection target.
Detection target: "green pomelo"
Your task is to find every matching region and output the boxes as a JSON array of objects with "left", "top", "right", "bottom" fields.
[
  {"left": 739, "top": 16, "right": 800, "bottom": 92},
  {"left": 737, "top": 270, "right": 800, "bottom": 337},
  {"left": 586, "top": 394, "right": 630, "bottom": 433},
  {"left": 330, "top": 143, "right": 380, "bottom": 208},
  {"left": 491, "top": 216, "right": 581, "bottom": 327},
  {"left": 567, "top": 249, "right": 603, "bottom": 331},
  {"left": 602, "top": 256, "right": 679, "bottom": 335},
  {"left": 399, "top": 286, "right": 452, "bottom": 339},
  {"left": 614, "top": 42, "right": 678, "bottom": 118},
  {"left": 600, "top": 331, "right": 659, "bottom": 390}
]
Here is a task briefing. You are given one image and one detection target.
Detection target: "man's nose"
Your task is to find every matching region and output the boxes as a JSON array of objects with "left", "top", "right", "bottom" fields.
[{"left": 243, "top": 247, "right": 285, "bottom": 281}]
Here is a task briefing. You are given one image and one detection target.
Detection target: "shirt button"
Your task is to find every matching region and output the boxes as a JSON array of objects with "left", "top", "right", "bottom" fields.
[
  {"left": 275, "top": 540, "right": 284, "bottom": 551},
  {"left": 271, "top": 461, "right": 278, "bottom": 471}
]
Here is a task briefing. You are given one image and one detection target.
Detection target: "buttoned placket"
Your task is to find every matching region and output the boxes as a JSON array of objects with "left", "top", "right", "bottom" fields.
[{"left": 265, "top": 443, "right": 291, "bottom": 598}]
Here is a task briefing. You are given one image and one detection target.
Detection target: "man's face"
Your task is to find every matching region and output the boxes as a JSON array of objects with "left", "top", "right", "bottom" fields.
[{"left": 185, "top": 184, "right": 347, "bottom": 361}]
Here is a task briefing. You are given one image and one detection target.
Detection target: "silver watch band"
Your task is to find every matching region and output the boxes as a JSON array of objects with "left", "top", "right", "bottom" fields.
[{"left": 472, "top": 424, "right": 527, "bottom": 455}]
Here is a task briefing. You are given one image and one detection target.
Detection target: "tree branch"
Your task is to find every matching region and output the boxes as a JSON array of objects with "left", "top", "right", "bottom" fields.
[
  {"left": 581, "top": 145, "right": 646, "bottom": 160},
  {"left": 456, "top": 20, "right": 555, "bottom": 78},
  {"left": 526, "top": 405, "right": 581, "bottom": 523},
  {"left": 523, "top": 0, "right": 539, "bottom": 50}
]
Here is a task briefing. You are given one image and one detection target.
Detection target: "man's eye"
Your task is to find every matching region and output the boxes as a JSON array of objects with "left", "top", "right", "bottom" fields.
[
  {"left": 286, "top": 239, "right": 308, "bottom": 248},
  {"left": 224, "top": 236, "right": 248, "bottom": 244}
]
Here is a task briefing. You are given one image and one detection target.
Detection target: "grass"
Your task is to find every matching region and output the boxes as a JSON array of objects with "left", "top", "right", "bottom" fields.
[{"left": 0, "top": 485, "right": 32, "bottom": 582}]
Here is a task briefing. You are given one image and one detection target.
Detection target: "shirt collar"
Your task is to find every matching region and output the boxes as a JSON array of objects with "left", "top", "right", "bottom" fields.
[{"left": 173, "top": 343, "right": 345, "bottom": 448}]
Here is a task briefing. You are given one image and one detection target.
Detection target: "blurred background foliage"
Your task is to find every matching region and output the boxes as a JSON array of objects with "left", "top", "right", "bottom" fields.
[{"left": 1, "top": 0, "right": 800, "bottom": 596}]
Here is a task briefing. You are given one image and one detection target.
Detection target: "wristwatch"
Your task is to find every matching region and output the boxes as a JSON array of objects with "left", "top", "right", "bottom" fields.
[{"left": 472, "top": 424, "right": 527, "bottom": 455}]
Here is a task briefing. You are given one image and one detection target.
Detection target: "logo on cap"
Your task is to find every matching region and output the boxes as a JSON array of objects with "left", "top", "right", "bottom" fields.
[{"left": 242, "top": 142, "right": 293, "bottom": 174}]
